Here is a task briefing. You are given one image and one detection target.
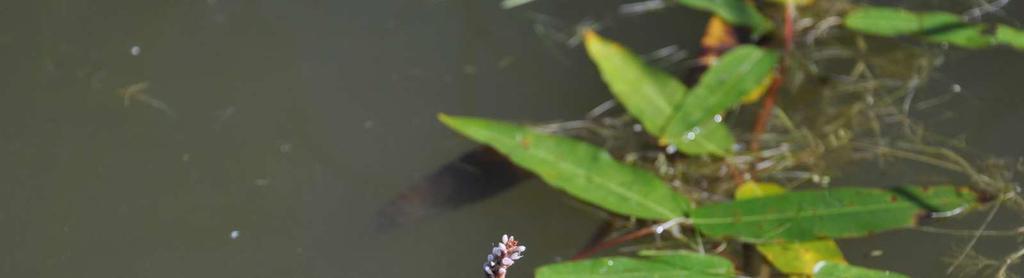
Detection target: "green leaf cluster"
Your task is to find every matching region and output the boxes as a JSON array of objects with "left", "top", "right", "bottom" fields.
[
  {"left": 435, "top": 3, "right": 990, "bottom": 277},
  {"left": 693, "top": 185, "right": 976, "bottom": 241},
  {"left": 439, "top": 113, "right": 975, "bottom": 276},
  {"left": 660, "top": 45, "right": 778, "bottom": 151},
  {"left": 584, "top": 31, "right": 778, "bottom": 156}
]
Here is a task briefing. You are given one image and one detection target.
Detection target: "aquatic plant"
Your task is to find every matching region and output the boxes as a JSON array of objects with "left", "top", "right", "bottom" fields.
[{"left": 432, "top": 0, "right": 1024, "bottom": 276}]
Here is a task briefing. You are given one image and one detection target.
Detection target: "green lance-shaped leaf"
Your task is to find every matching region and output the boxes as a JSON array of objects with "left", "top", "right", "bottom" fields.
[
  {"left": 583, "top": 30, "right": 734, "bottom": 156},
  {"left": 438, "top": 114, "right": 691, "bottom": 219},
  {"left": 692, "top": 185, "right": 978, "bottom": 242},
  {"left": 996, "top": 24, "right": 1024, "bottom": 50},
  {"left": 813, "top": 262, "right": 908, "bottom": 278},
  {"left": 844, "top": 7, "right": 994, "bottom": 49},
  {"left": 735, "top": 182, "right": 847, "bottom": 275},
  {"left": 661, "top": 45, "right": 778, "bottom": 149},
  {"left": 536, "top": 253, "right": 734, "bottom": 278},
  {"left": 675, "top": 0, "right": 774, "bottom": 36},
  {"left": 583, "top": 30, "right": 684, "bottom": 135}
]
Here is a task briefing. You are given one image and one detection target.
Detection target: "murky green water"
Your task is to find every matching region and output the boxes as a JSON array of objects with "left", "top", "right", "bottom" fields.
[{"left": 2, "top": 1, "right": 1022, "bottom": 277}]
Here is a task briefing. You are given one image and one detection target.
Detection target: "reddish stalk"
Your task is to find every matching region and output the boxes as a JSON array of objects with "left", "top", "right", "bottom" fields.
[
  {"left": 749, "top": 75, "right": 783, "bottom": 153},
  {"left": 570, "top": 226, "right": 656, "bottom": 260},
  {"left": 750, "top": 0, "right": 796, "bottom": 153},
  {"left": 783, "top": 0, "right": 796, "bottom": 52}
]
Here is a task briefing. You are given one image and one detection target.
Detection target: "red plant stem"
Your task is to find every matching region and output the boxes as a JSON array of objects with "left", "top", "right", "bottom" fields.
[
  {"left": 783, "top": 0, "right": 796, "bottom": 52},
  {"left": 570, "top": 226, "right": 656, "bottom": 260},
  {"left": 750, "top": 75, "right": 782, "bottom": 153},
  {"left": 750, "top": 0, "right": 795, "bottom": 154}
]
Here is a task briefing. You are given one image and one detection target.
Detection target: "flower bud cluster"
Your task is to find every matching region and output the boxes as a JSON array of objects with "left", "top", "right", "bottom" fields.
[{"left": 483, "top": 234, "right": 526, "bottom": 278}]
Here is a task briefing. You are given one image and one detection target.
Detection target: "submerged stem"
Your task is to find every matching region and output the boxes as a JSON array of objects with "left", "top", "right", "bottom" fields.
[
  {"left": 947, "top": 196, "right": 1005, "bottom": 274},
  {"left": 996, "top": 245, "right": 1024, "bottom": 278}
]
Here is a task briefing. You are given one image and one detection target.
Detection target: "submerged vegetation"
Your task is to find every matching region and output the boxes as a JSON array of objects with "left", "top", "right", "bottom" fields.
[{"left": 435, "top": 0, "right": 1024, "bottom": 277}]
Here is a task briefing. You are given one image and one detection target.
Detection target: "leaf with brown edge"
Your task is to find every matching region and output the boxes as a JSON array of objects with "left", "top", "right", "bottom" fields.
[
  {"left": 694, "top": 185, "right": 978, "bottom": 242},
  {"left": 844, "top": 7, "right": 994, "bottom": 49}
]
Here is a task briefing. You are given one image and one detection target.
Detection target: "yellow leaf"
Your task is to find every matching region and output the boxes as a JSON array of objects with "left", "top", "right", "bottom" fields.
[
  {"left": 734, "top": 181, "right": 848, "bottom": 275},
  {"left": 700, "top": 17, "right": 738, "bottom": 53},
  {"left": 757, "top": 240, "right": 846, "bottom": 274},
  {"left": 740, "top": 73, "right": 775, "bottom": 104},
  {"left": 734, "top": 181, "right": 786, "bottom": 199},
  {"left": 766, "top": 0, "right": 814, "bottom": 7}
]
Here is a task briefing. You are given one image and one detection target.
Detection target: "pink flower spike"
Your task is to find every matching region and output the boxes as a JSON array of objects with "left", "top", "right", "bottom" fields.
[{"left": 483, "top": 234, "right": 525, "bottom": 278}]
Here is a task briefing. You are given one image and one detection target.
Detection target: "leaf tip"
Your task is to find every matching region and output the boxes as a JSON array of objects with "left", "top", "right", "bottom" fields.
[
  {"left": 582, "top": 28, "right": 598, "bottom": 44},
  {"left": 437, "top": 113, "right": 460, "bottom": 128},
  {"left": 582, "top": 29, "right": 606, "bottom": 56}
]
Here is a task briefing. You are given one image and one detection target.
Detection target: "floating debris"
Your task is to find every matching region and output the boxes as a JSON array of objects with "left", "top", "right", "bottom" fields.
[
  {"left": 130, "top": 45, "right": 141, "bottom": 56},
  {"left": 500, "top": 0, "right": 536, "bottom": 9},
  {"left": 497, "top": 56, "right": 516, "bottom": 69},
  {"left": 462, "top": 65, "right": 477, "bottom": 75},
  {"left": 643, "top": 44, "right": 689, "bottom": 66},
  {"left": 254, "top": 179, "right": 270, "bottom": 186},
  {"left": 118, "top": 82, "right": 175, "bottom": 117},
  {"left": 229, "top": 229, "right": 240, "bottom": 240},
  {"left": 619, "top": 0, "right": 670, "bottom": 16},
  {"left": 211, "top": 106, "right": 236, "bottom": 130}
]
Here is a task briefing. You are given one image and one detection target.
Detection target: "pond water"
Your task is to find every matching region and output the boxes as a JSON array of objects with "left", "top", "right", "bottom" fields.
[{"left": 1, "top": 0, "right": 1022, "bottom": 277}]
